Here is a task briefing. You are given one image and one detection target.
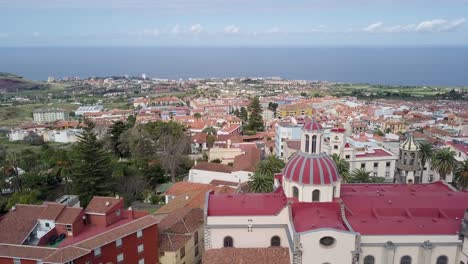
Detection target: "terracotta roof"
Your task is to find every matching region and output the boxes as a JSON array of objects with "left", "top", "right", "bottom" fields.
[
  {"left": 38, "top": 203, "right": 66, "bottom": 220},
  {"left": 43, "top": 246, "right": 90, "bottom": 263},
  {"left": 191, "top": 133, "right": 208, "bottom": 143},
  {"left": 0, "top": 204, "right": 44, "bottom": 244},
  {"left": 232, "top": 148, "right": 260, "bottom": 172},
  {"left": 203, "top": 248, "right": 290, "bottom": 264},
  {"left": 55, "top": 207, "right": 83, "bottom": 225},
  {"left": 165, "top": 182, "right": 215, "bottom": 196},
  {"left": 209, "top": 179, "right": 239, "bottom": 187},
  {"left": 208, "top": 193, "right": 287, "bottom": 216},
  {"left": 286, "top": 140, "right": 301, "bottom": 150},
  {"left": 0, "top": 244, "right": 57, "bottom": 260},
  {"left": 158, "top": 207, "right": 203, "bottom": 233},
  {"left": 192, "top": 162, "right": 233, "bottom": 173},
  {"left": 85, "top": 196, "right": 122, "bottom": 215},
  {"left": 74, "top": 215, "right": 163, "bottom": 250},
  {"left": 159, "top": 233, "right": 192, "bottom": 252}
]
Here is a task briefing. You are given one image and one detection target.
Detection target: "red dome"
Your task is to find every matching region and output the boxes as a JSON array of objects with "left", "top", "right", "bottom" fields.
[
  {"left": 303, "top": 120, "right": 323, "bottom": 132},
  {"left": 283, "top": 152, "right": 340, "bottom": 185}
]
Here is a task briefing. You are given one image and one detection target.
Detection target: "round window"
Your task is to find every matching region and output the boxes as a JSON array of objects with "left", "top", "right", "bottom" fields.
[{"left": 319, "top": 236, "right": 335, "bottom": 247}]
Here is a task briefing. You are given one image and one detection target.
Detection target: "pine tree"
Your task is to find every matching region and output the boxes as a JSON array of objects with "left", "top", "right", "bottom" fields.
[
  {"left": 246, "top": 96, "right": 264, "bottom": 132},
  {"left": 72, "top": 120, "right": 115, "bottom": 207}
]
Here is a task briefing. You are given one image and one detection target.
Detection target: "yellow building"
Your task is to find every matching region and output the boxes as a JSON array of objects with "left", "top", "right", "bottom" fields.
[
  {"left": 158, "top": 208, "right": 204, "bottom": 264},
  {"left": 276, "top": 103, "right": 314, "bottom": 119},
  {"left": 382, "top": 119, "right": 408, "bottom": 133}
]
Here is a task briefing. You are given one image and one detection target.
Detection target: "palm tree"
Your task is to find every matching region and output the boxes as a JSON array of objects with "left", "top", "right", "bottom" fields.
[
  {"left": 418, "top": 142, "right": 433, "bottom": 178},
  {"left": 454, "top": 160, "right": 468, "bottom": 190},
  {"left": 255, "top": 155, "right": 285, "bottom": 176},
  {"left": 249, "top": 173, "right": 274, "bottom": 193},
  {"left": 3, "top": 153, "right": 22, "bottom": 192},
  {"left": 349, "top": 168, "right": 372, "bottom": 183},
  {"left": 431, "top": 148, "right": 457, "bottom": 181},
  {"left": 53, "top": 159, "right": 73, "bottom": 194},
  {"left": 331, "top": 154, "right": 350, "bottom": 182}
]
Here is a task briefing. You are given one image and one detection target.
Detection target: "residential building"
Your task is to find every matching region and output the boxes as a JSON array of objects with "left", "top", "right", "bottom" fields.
[
  {"left": 276, "top": 103, "right": 313, "bottom": 119},
  {"left": 275, "top": 121, "right": 303, "bottom": 159},
  {"left": 0, "top": 196, "right": 162, "bottom": 264},
  {"left": 203, "top": 120, "right": 468, "bottom": 264},
  {"left": 33, "top": 108, "right": 69, "bottom": 123}
]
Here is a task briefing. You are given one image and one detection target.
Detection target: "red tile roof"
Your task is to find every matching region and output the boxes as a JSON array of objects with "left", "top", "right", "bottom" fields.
[
  {"left": 341, "top": 182, "right": 468, "bottom": 235},
  {"left": 292, "top": 202, "right": 347, "bottom": 232},
  {"left": 203, "top": 247, "right": 290, "bottom": 264},
  {"left": 283, "top": 153, "right": 340, "bottom": 185},
  {"left": 0, "top": 204, "right": 45, "bottom": 244},
  {"left": 207, "top": 193, "right": 287, "bottom": 216},
  {"left": 355, "top": 148, "right": 393, "bottom": 158},
  {"left": 192, "top": 162, "right": 233, "bottom": 173},
  {"left": 85, "top": 196, "right": 122, "bottom": 215}
]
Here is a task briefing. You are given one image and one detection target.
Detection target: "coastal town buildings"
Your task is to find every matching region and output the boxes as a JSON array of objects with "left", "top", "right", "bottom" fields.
[
  {"left": 203, "top": 120, "right": 468, "bottom": 264},
  {"left": 33, "top": 108, "right": 69, "bottom": 123}
]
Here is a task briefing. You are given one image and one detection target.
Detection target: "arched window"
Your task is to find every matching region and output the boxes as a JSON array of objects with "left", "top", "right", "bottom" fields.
[
  {"left": 305, "top": 135, "right": 310, "bottom": 153},
  {"left": 332, "top": 186, "right": 336, "bottom": 198},
  {"left": 436, "top": 256, "right": 448, "bottom": 264},
  {"left": 312, "top": 189, "right": 320, "bottom": 202},
  {"left": 311, "top": 135, "right": 317, "bottom": 153},
  {"left": 363, "top": 255, "right": 375, "bottom": 264},
  {"left": 292, "top": 187, "right": 299, "bottom": 199},
  {"left": 223, "top": 236, "right": 233, "bottom": 247},
  {"left": 270, "top": 236, "right": 281, "bottom": 247},
  {"left": 400, "top": 255, "right": 412, "bottom": 264}
]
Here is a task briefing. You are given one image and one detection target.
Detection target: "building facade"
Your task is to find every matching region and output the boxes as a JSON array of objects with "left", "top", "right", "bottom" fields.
[
  {"left": 33, "top": 109, "right": 69, "bottom": 123},
  {"left": 203, "top": 120, "right": 468, "bottom": 264},
  {"left": 275, "top": 122, "right": 303, "bottom": 159}
]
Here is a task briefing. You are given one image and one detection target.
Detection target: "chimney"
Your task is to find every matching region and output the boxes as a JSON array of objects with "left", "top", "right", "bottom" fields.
[
  {"left": 105, "top": 201, "right": 110, "bottom": 206},
  {"left": 116, "top": 194, "right": 120, "bottom": 199},
  {"left": 11, "top": 206, "right": 16, "bottom": 211}
]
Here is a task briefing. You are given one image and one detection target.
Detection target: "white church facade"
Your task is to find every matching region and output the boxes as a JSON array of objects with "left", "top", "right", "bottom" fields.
[{"left": 203, "top": 120, "right": 468, "bottom": 264}]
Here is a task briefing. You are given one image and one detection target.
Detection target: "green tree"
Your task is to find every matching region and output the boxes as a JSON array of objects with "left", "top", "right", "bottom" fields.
[
  {"left": 6, "top": 190, "right": 41, "bottom": 209},
  {"left": 71, "top": 120, "right": 115, "bottom": 207},
  {"left": 52, "top": 150, "right": 73, "bottom": 194},
  {"left": 246, "top": 96, "right": 264, "bottom": 132},
  {"left": 249, "top": 173, "right": 274, "bottom": 193},
  {"left": 202, "top": 126, "right": 217, "bottom": 135},
  {"left": 431, "top": 148, "right": 457, "bottom": 181},
  {"left": 331, "top": 154, "right": 350, "bottom": 182},
  {"left": 454, "top": 160, "right": 468, "bottom": 190},
  {"left": 210, "top": 158, "right": 222, "bottom": 164},
  {"left": 418, "top": 142, "right": 434, "bottom": 179},
  {"left": 3, "top": 152, "right": 22, "bottom": 192},
  {"left": 349, "top": 168, "right": 385, "bottom": 183},
  {"left": 194, "top": 113, "right": 202, "bottom": 119},
  {"left": 239, "top": 107, "right": 248, "bottom": 121},
  {"left": 108, "top": 118, "right": 134, "bottom": 158}
]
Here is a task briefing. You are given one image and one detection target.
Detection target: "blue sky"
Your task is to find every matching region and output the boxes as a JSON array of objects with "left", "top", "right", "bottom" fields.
[{"left": 0, "top": 0, "right": 467, "bottom": 46}]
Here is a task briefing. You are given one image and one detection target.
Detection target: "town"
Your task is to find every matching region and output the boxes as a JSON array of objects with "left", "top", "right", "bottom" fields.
[{"left": 0, "top": 72, "right": 467, "bottom": 264}]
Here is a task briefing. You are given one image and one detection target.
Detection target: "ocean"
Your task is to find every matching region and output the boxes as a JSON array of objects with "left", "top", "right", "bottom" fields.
[{"left": 0, "top": 46, "right": 467, "bottom": 86}]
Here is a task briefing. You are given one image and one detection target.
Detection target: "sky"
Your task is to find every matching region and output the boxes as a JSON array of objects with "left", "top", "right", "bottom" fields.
[{"left": 0, "top": 0, "right": 467, "bottom": 46}]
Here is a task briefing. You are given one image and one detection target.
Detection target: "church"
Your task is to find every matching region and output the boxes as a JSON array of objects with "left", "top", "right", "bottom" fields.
[{"left": 203, "top": 120, "right": 468, "bottom": 264}]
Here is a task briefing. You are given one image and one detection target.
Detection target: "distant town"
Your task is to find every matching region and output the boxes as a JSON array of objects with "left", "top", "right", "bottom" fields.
[{"left": 0, "top": 72, "right": 467, "bottom": 264}]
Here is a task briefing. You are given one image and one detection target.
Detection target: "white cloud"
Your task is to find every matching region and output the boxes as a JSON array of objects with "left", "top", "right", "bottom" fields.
[
  {"left": 224, "top": 25, "right": 240, "bottom": 34},
  {"left": 363, "top": 22, "right": 383, "bottom": 32},
  {"left": 363, "top": 18, "right": 466, "bottom": 33},
  {"left": 170, "top": 24, "right": 181, "bottom": 35},
  {"left": 189, "top": 24, "right": 203, "bottom": 34}
]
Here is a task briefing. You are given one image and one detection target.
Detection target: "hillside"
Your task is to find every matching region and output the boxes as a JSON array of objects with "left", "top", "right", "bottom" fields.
[{"left": 0, "top": 73, "right": 49, "bottom": 93}]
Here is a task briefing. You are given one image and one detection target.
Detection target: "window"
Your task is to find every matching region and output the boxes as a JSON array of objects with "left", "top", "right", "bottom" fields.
[
  {"left": 45, "top": 223, "right": 50, "bottom": 228},
  {"left": 137, "top": 230, "right": 143, "bottom": 238},
  {"left": 271, "top": 236, "right": 281, "bottom": 247},
  {"left": 437, "top": 256, "right": 448, "bottom": 264},
  {"left": 319, "top": 236, "right": 335, "bottom": 247},
  {"left": 400, "top": 255, "right": 412, "bottom": 264},
  {"left": 385, "top": 172, "right": 390, "bottom": 177},
  {"left": 386, "top": 162, "right": 391, "bottom": 167},
  {"left": 138, "top": 259, "right": 145, "bottom": 264},
  {"left": 305, "top": 135, "right": 310, "bottom": 153},
  {"left": 373, "top": 172, "right": 377, "bottom": 177},
  {"left": 116, "top": 238, "right": 122, "bottom": 248},
  {"left": 94, "top": 247, "right": 102, "bottom": 257},
  {"left": 364, "top": 255, "right": 375, "bottom": 264},
  {"left": 345, "top": 155, "right": 350, "bottom": 159},
  {"left": 180, "top": 246, "right": 186, "bottom": 259},
  {"left": 116, "top": 209, "right": 121, "bottom": 216},
  {"left": 361, "top": 163, "right": 366, "bottom": 168},
  {"left": 223, "top": 236, "right": 234, "bottom": 247},
  {"left": 312, "top": 189, "right": 320, "bottom": 202},
  {"left": 311, "top": 135, "right": 317, "bottom": 153},
  {"left": 292, "top": 186, "right": 299, "bottom": 199},
  {"left": 66, "top": 225, "right": 72, "bottom": 232},
  {"left": 195, "top": 245, "right": 199, "bottom": 257},
  {"left": 138, "top": 244, "right": 144, "bottom": 253},
  {"left": 373, "top": 162, "right": 378, "bottom": 168},
  {"left": 334, "top": 145, "right": 338, "bottom": 150},
  {"left": 117, "top": 253, "right": 124, "bottom": 263},
  {"left": 194, "top": 230, "right": 199, "bottom": 246},
  {"left": 332, "top": 186, "right": 336, "bottom": 198},
  {"left": 14, "top": 259, "right": 21, "bottom": 264}
]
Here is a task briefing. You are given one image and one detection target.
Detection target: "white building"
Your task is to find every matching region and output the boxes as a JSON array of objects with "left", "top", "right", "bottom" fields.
[
  {"left": 275, "top": 121, "right": 303, "bottom": 159},
  {"left": 33, "top": 108, "right": 69, "bottom": 123},
  {"left": 203, "top": 120, "right": 468, "bottom": 264},
  {"left": 74, "top": 105, "right": 104, "bottom": 116}
]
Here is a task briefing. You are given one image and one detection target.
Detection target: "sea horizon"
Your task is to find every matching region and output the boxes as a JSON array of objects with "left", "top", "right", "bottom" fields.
[{"left": 1, "top": 46, "right": 468, "bottom": 86}]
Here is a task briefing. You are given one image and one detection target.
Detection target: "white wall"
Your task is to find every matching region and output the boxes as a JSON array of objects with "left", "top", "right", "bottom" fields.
[
  {"left": 300, "top": 230, "right": 357, "bottom": 264},
  {"left": 189, "top": 169, "right": 251, "bottom": 184},
  {"left": 282, "top": 178, "right": 340, "bottom": 202}
]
